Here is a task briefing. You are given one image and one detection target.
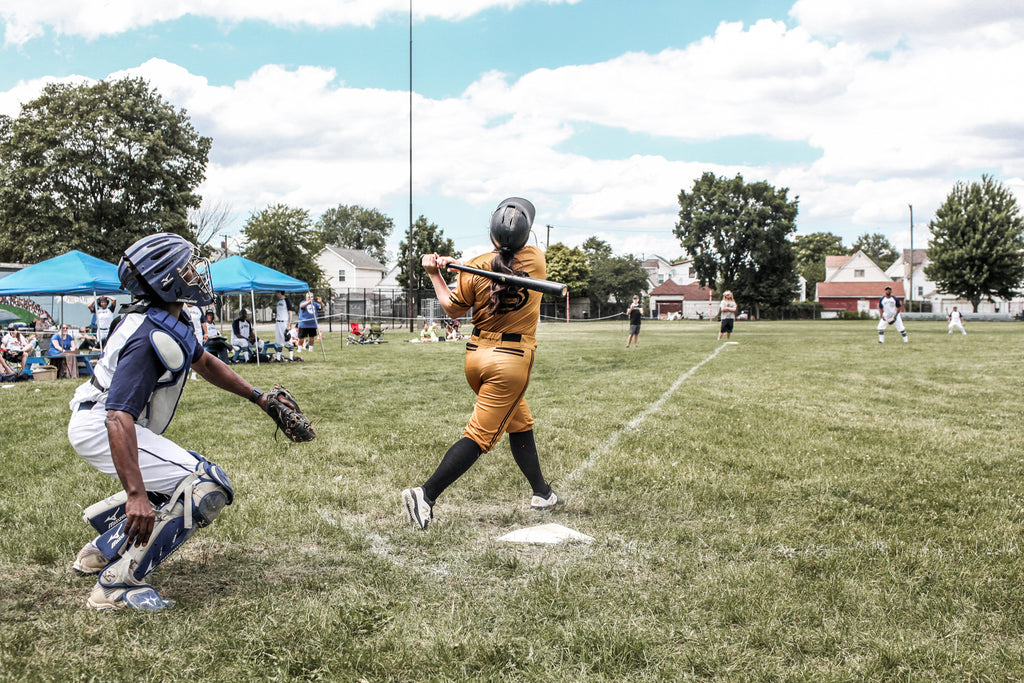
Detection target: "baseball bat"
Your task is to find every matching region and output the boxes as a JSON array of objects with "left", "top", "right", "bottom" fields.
[{"left": 444, "top": 263, "right": 568, "bottom": 297}]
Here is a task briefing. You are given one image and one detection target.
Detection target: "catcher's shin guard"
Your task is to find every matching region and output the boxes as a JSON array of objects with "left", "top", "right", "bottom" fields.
[
  {"left": 82, "top": 490, "right": 171, "bottom": 533},
  {"left": 89, "top": 461, "right": 233, "bottom": 610}
]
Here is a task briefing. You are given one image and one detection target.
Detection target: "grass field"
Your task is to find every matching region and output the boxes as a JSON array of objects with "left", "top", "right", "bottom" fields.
[{"left": 2, "top": 319, "right": 1023, "bottom": 681}]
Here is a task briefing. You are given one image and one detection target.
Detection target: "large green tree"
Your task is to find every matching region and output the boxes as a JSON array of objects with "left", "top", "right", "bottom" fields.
[
  {"left": 675, "top": 172, "right": 799, "bottom": 311},
  {"left": 241, "top": 204, "right": 324, "bottom": 289},
  {"left": 852, "top": 232, "right": 899, "bottom": 270},
  {"left": 0, "top": 77, "right": 210, "bottom": 262},
  {"left": 794, "top": 232, "right": 847, "bottom": 299},
  {"left": 544, "top": 242, "right": 591, "bottom": 299},
  {"left": 396, "top": 216, "right": 460, "bottom": 291},
  {"left": 581, "top": 236, "right": 649, "bottom": 315},
  {"left": 925, "top": 175, "right": 1024, "bottom": 312},
  {"left": 315, "top": 204, "right": 393, "bottom": 265}
]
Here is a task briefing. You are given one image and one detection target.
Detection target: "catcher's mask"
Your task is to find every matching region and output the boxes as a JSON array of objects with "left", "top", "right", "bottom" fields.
[{"left": 119, "top": 233, "right": 214, "bottom": 307}]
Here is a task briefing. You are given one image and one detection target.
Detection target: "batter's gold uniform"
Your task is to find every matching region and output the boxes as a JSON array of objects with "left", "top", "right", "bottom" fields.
[{"left": 448, "top": 245, "right": 545, "bottom": 452}]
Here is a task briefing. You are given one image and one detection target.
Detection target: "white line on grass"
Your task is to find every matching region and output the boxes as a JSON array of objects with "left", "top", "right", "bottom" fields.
[{"left": 565, "top": 343, "right": 730, "bottom": 485}]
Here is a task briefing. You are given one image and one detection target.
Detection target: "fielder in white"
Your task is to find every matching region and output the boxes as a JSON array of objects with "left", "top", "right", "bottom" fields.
[
  {"left": 947, "top": 306, "right": 967, "bottom": 335},
  {"left": 877, "top": 285, "right": 908, "bottom": 343},
  {"left": 68, "top": 233, "right": 282, "bottom": 611}
]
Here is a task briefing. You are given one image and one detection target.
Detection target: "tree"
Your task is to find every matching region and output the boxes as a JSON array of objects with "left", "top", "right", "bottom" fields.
[
  {"left": 925, "top": 175, "right": 1024, "bottom": 312},
  {"left": 794, "top": 232, "right": 847, "bottom": 299},
  {"left": 315, "top": 204, "right": 393, "bottom": 265},
  {"left": 544, "top": 243, "right": 591, "bottom": 299},
  {"left": 581, "top": 236, "right": 649, "bottom": 316},
  {"left": 852, "top": 232, "right": 899, "bottom": 270},
  {"left": 241, "top": 204, "right": 324, "bottom": 289},
  {"left": 189, "top": 199, "right": 233, "bottom": 256},
  {"left": 674, "top": 172, "right": 799, "bottom": 311},
  {"left": 0, "top": 77, "right": 211, "bottom": 262},
  {"left": 396, "top": 216, "right": 460, "bottom": 291}
]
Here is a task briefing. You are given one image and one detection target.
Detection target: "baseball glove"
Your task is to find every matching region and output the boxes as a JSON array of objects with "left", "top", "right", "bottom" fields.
[{"left": 264, "top": 385, "right": 315, "bottom": 442}]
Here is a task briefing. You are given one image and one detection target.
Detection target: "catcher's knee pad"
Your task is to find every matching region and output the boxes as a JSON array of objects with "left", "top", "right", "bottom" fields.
[
  {"left": 94, "top": 462, "right": 233, "bottom": 583},
  {"left": 83, "top": 490, "right": 171, "bottom": 533}
]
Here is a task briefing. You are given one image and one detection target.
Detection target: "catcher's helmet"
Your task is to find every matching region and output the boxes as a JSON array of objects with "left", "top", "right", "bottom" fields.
[
  {"left": 489, "top": 197, "right": 535, "bottom": 253},
  {"left": 118, "top": 233, "right": 214, "bottom": 307}
]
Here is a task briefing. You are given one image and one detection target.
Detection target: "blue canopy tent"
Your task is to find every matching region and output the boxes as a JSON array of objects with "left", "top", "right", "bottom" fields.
[
  {"left": 0, "top": 250, "right": 123, "bottom": 337},
  {"left": 208, "top": 255, "right": 309, "bottom": 365}
]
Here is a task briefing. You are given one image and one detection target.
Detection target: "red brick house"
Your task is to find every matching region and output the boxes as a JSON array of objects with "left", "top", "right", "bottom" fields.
[{"left": 649, "top": 279, "right": 717, "bottom": 319}]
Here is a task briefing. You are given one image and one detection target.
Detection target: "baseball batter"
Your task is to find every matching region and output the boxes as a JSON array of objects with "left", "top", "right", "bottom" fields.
[
  {"left": 877, "top": 285, "right": 909, "bottom": 343},
  {"left": 67, "top": 233, "right": 310, "bottom": 611},
  {"left": 402, "top": 197, "right": 561, "bottom": 529}
]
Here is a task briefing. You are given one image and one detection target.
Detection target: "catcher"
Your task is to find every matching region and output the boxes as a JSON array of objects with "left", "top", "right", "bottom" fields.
[
  {"left": 877, "top": 285, "right": 909, "bottom": 344},
  {"left": 67, "top": 233, "right": 313, "bottom": 612}
]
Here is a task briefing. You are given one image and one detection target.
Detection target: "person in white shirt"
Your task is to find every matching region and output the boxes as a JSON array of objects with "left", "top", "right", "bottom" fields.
[
  {"left": 274, "top": 292, "right": 293, "bottom": 361},
  {"left": 877, "top": 285, "right": 908, "bottom": 343},
  {"left": 947, "top": 306, "right": 967, "bottom": 335},
  {"left": 89, "top": 297, "right": 115, "bottom": 347}
]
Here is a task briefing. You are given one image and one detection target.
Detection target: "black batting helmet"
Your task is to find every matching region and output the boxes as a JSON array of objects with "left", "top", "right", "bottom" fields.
[{"left": 489, "top": 197, "right": 535, "bottom": 253}]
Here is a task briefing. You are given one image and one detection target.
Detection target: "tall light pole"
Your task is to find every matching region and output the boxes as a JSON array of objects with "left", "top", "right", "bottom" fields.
[
  {"left": 407, "top": 0, "right": 415, "bottom": 332},
  {"left": 545, "top": 224, "right": 554, "bottom": 251},
  {"left": 908, "top": 204, "right": 914, "bottom": 313}
]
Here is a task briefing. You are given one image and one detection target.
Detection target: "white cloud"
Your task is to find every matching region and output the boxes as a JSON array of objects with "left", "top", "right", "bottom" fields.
[
  {"left": 1, "top": 0, "right": 580, "bottom": 46},
  {"left": 2, "top": 0, "right": 1023, "bottom": 259}
]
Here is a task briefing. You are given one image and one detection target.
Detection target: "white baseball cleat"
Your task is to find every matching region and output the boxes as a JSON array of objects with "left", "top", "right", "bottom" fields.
[
  {"left": 402, "top": 487, "right": 433, "bottom": 529},
  {"left": 530, "top": 489, "right": 564, "bottom": 511},
  {"left": 72, "top": 541, "right": 110, "bottom": 575}
]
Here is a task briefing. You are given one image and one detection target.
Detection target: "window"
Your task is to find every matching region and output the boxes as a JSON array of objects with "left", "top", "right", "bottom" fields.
[
  {"left": 917, "top": 286, "right": 923, "bottom": 297},
  {"left": 854, "top": 269, "right": 865, "bottom": 278},
  {"left": 338, "top": 269, "right": 346, "bottom": 282},
  {"left": 658, "top": 274, "right": 665, "bottom": 284},
  {"left": 688, "top": 267, "right": 695, "bottom": 278}
]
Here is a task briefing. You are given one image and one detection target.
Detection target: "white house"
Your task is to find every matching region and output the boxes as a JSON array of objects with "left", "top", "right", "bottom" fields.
[
  {"left": 316, "top": 247, "right": 389, "bottom": 293},
  {"left": 641, "top": 255, "right": 698, "bottom": 291}
]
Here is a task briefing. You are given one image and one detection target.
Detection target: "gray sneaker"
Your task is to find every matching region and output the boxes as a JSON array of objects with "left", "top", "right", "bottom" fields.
[{"left": 402, "top": 487, "right": 432, "bottom": 529}]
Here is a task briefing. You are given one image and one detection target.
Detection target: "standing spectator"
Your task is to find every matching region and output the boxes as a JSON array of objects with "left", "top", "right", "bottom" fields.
[
  {"left": 947, "top": 306, "right": 967, "bottom": 335},
  {"left": 89, "top": 297, "right": 115, "bottom": 347},
  {"left": 626, "top": 295, "right": 642, "bottom": 348},
  {"left": 47, "top": 324, "right": 79, "bottom": 378},
  {"left": 717, "top": 291, "right": 737, "bottom": 341},
  {"left": 296, "top": 292, "right": 322, "bottom": 352},
  {"left": 274, "top": 292, "right": 293, "bottom": 361},
  {"left": 877, "top": 285, "right": 908, "bottom": 344}
]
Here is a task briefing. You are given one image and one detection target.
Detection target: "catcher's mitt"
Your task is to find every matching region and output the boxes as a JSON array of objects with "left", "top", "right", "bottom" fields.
[{"left": 264, "top": 385, "right": 315, "bottom": 442}]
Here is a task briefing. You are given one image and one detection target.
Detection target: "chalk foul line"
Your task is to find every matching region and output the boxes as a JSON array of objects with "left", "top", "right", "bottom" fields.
[{"left": 565, "top": 343, "right": 730, "bottom": 484}]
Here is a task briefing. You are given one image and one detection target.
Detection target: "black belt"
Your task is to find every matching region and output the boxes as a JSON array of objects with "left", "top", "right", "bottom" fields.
[
  {"left": 471, "top": 331, "right": 521, "bottom": 342},
  {"left": 78, "top": 401, "right": 97, "bottom": 412}
]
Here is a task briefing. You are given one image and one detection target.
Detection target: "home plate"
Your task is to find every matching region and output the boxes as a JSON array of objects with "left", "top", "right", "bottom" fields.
[{"left": 497, "top": 523, "right": 594, "bottom": 545}]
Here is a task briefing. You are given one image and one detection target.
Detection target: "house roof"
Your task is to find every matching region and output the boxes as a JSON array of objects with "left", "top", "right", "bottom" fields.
[
  {"left": 817, "top": 281, "right": 905, "bottom": 298},
  {"left": 323, "top": 247, "right": 387, "bottom": 271},
  {"left": 825, "top": 255, "right": 851, "bottom": 269},
  {"left": 649, "top": 279, "right": 713, "bottom": 298}
]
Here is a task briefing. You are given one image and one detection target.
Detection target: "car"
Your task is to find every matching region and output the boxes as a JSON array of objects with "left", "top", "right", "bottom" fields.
[{"left": 737, "top": 311, "right": 750, "bottom": 320}]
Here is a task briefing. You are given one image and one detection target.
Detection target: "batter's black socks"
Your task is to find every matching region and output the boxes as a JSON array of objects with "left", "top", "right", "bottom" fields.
[
  {"left": 422, "top": 437, "right": 481, "bottom": 502},
  {"left": 509, "top": 430, "right": 550, "bottom": 497}
]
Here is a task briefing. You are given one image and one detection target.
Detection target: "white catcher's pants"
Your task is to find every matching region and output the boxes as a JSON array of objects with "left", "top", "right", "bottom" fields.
[{"left": 68, "top": 406, "right": 199, "bottom": 495}]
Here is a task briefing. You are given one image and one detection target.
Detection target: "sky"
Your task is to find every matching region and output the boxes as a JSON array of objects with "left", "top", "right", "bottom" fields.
[{"left": 1, "top": 0, "right": 1023, "bottom": 265}]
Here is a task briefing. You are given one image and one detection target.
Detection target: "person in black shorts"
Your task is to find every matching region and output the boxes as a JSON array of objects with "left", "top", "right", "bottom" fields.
[{"left": 626, "top": 295, "right": 642, "bottom": 348}]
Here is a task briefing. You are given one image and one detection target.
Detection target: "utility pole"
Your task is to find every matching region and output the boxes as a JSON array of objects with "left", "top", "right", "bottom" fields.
[
  {"left": 908, "top": 204, "right": 914, "bottom": 313},
  {"left": 545, "top": 224, "right": 554, "bottom": 251},
  {"left": 407, "top": 0, "right": 415, "bottom": 332}
]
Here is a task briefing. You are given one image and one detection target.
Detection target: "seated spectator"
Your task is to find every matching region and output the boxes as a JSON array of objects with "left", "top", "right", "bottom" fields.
[
  {"left": 231, "top": 309, "right": 263, "bottom": 362},
  {"left": 46, "top": 324, "right": 79, "bottom": 378},
  {"left": 75, "top": 328, "right": 101, "bottom": 352},
  {"left": 2, "top": 327, "right": 37, "bottom": 367},
  {"left": 202, "top": 310, "right": 234, "bottom": 363},
  {"left": 0, "top": 350, "right": 14, "bottom": 375},
  {"left": 419, "top": 321, "right": 440, "bottom": 342}
]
